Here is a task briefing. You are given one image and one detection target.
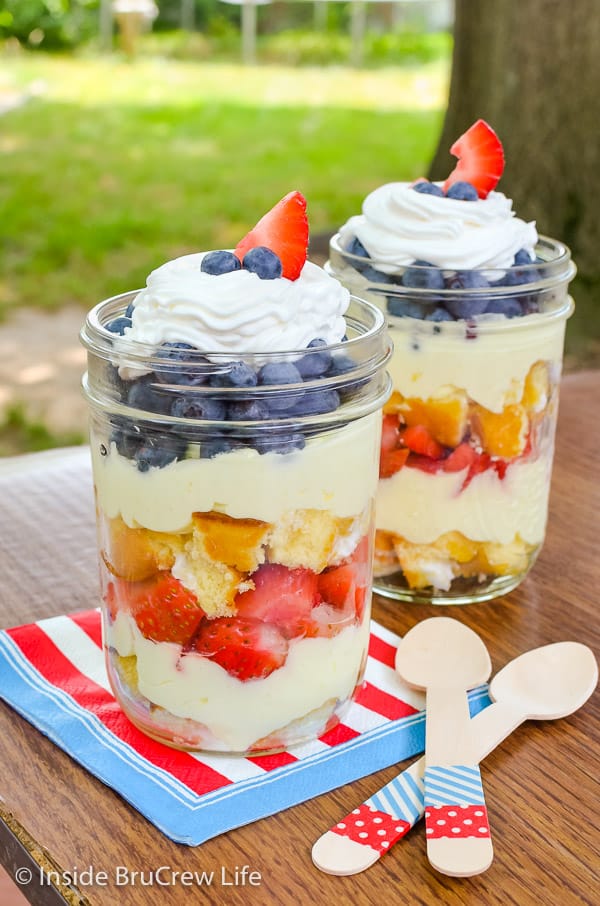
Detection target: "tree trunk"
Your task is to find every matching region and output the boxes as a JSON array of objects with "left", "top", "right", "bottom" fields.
[{"left": 429, "top": 0, "right": 600, "bottom": 288}]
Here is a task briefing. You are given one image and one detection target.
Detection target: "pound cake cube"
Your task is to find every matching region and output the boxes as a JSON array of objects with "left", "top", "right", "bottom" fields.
[{"left": 190, "top": 511, "right": 272, "bottom": 573}]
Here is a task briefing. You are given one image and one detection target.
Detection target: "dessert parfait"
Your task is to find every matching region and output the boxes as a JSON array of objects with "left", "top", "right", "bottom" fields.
[
  {"left": 327, "top": 121, "right": 576, "bottom": 604},
  {"left": 81, "top": 192, "right": 391, "bottom": 753}
]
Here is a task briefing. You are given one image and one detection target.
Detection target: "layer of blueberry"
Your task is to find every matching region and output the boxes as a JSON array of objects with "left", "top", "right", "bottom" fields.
[
  {"left": 342, "top": 179, "right": 543, "bottom": 321},
  {"left": 106, "top": 336, "right": 362, "bottom": 470}
]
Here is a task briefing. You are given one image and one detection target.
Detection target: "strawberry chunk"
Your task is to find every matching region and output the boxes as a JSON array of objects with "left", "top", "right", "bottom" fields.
[
  {"left": 443, "top": 119, "right": 505, "bottom": 199},
  {"left": 129, "top": 573, "right": 206, "bottom": 645},
  {"left": 193, "top": 616, "right": 288, "bottom": 680},
  {"left": 379, "top": 447, "right": 410, "bottom": 479},
  {"left": 318, "top": 564, "right": 356, "bottom": 611},
  {"left": 399, "top": 424, "right": 444, "bottom": 459},
  {"left": 234, "top": 191, "right": 309, "bottom": 280},
  {"left": 381, "top": 413, "right": 402, "bottom": 453},
  {"left": 234, "top": 563, "right": 319, "bottom": 640},
  {"left": 443, "top": 442, "right": 491, "bottom": 487}
]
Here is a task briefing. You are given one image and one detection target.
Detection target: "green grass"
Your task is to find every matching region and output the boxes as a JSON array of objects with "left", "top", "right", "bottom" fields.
[
  {"left": 0, "top": 404, "right": 85, "bottom": 455},
  {"left": 0, "top": 53, "right": 447, "bottom": 317}
]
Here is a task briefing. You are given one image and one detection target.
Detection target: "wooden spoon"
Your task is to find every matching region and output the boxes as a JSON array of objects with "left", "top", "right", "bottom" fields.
[
  {"left": 394, "top": 617, "right": 493, "bottom": 877},
  {"left": 312, "top": 641, "right": 597, "bottom": 876}
]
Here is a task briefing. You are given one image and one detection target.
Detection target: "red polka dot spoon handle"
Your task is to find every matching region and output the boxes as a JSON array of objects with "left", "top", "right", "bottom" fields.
[{"left": 311, "top": 641, "right": 597, "bottom": 876}]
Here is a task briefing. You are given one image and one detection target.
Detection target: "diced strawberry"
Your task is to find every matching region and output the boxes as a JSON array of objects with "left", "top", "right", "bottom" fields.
[
  {"left": 234, "top": 563, "right": 319, "bottom": 638},
  {"left": 379, "top": 447, "right": 410, "bottom": 479},
  {"left": 318, "top": 564, "right": 356, "bottom": 610},
  {"left": 442, "top": 442, "right": 491, "bottom": 487},
  {"left": 442, "top": 442, "right": 479, "bottom": 473},
  {"left": 493, "top": 459, "right": 508, "bottom": 480},
  {"left": 443, "top": 119, "right": 505, "bottom": 199},
  {"left": 381, "top": 413, "right": 402, "bottom": 453},
  {"left": 347, "top": 534, "right": 371, "bottom": 587},
  {"left": 234, "top": 191, "right": 309, "bottom": 280},
  {"left": 399, "top": 424, "right": 444, "bottom": 459},
  {"left": 406, "top": 453, "right": 443, "bottom": 474},
  {"left": 193, "top": 616, "right": 288, "bottom": 680},
  {"left": 129, "top": 573, "right": 206, "bottom": 645}
]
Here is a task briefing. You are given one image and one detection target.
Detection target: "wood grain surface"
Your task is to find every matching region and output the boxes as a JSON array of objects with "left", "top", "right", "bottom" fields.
[{"left": 0, "top": 372, "right": 598, "bottom": 906}]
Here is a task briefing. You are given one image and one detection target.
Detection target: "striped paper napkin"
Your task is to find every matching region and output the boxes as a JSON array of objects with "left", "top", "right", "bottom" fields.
[{"left": 0, "top": 609, "right": 489, "bottom": 846}]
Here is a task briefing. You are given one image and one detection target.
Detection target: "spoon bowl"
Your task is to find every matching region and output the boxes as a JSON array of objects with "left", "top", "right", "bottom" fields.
[
  {"left": 395, "top": 617, "right": 491, "bottom": 690},
  {"left": 489, "top": 641, "right": 598, "bottom": 720}
]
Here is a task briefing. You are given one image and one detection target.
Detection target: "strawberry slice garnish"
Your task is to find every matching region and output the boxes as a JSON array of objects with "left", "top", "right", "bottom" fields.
[
  {"left": 443, "top": 119, "right": 505, "bottom": 199},
  {"left": 193, "top": 616, "right": 288, "bottom": 680},
  {"left": 234, "top": 563, "right": 319, "bottom": 639},
  {"left": 234, "top": 191, "right": 309, "bottom": 280},
  {"left": 399, "top": 424, "right": 444, "bottom": 459},
  {"left": 129, "top": 573, "right": 206, "bottom": 645}
]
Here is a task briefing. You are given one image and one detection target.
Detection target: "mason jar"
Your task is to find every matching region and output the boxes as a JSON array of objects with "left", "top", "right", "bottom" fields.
[
  {"left": 81, "top": 294, "right": 391, "bottom": 753},
  {"left": 327, "top": 235, "right": 575, "bottom": 604}
]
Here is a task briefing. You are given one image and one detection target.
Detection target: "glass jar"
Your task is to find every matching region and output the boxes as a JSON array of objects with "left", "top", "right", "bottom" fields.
[
  {"left": 327, "top": 235, "right": 575, "bottom": 604},
  {"left": 81, "top": 294, "right": 391, "bottom": 753}
]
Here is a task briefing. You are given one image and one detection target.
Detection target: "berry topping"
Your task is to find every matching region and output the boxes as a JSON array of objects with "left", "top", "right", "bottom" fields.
[
  {"left": 209, "top": 360, "right": 258, "bottom": 388},
  {"left": 201, "top": 250, "right": 241, "bottom": 275},
  {"left": 258, "top": 361, "right": 304, "bottom": 411},
  {"left": 485, "top": 297, "right": 523, "bottom": 318},
  {"left": 346, "top": 236, "right": 370, "bottom": 259},
  {"left": 412, "top": 180, "right": 445, "bottom": 197},
  {"left": 154, "top": 342, "right": 210, "bottom": 387},
  {"left": 253, "top": 432, "right": 306, "bottom": 454},
  {"left": 234, "top": 190, "right": 309, "bottom": 281},
  {"left": 106, "top": 316, "right": 132, "bottom": 335},
  {"left": 387, "top": 297, "right": 427, "bottom": 319},
  {"left": 513, "top": 248, "right": 534, "bottom": 266},
  {"left": 443, "top": 119, "right": 505, "bottom": 199},
  {"left": 131, "top": 574, "right": 205, "bottom": 645},
  {"left": 227, "top": 399, "right": 270, "bottom": 421},
  {"left": 296, "top": 338, "right": 333, "bottom": 379},
  {"left": 171, "top": 395, "right": 227, "bottom": 421},
  {"left": 193, "top": 616, "right": 288, "bottom": 680},
  {"left": 425, "top": 306, "right": 454, "bottom": 322},
  {"left": 134, "top": 435, "right": 187, "bottom": 472},
  {"left": 445, "top": 180, "right": 479, "bottom": 201},
  {"left": 402, "top": 261, "right": 445, "bottom": 291},
  {"left": 127, "top": 377, "right": 172, "bottom": 414},
  {"left": 242, "top": 246, "right": 283, "bottom": 280}
]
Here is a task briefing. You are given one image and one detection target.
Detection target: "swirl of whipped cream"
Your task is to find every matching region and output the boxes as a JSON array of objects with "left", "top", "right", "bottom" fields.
[
  {"left": 339, "top": 182, "right": 538, "bottom": 271},
  {"left": 121, "top": 253, "right": 350, "bottom": 353}
]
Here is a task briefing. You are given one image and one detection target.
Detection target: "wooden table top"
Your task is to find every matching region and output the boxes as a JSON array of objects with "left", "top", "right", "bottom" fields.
[{"left": 0, "top": 371, "right": 598, "bottom": 906}]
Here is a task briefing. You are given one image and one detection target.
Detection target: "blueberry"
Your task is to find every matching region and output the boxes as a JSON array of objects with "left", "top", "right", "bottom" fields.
[
  {"left": 242, "top": 246, "right": 283, "bottom": 280},
  {"left": 445, "top": 271, "right": 490, "bottom": 291},
  {"left": 124, "top": 301, "right": 136, "bottom": 318},
  {"left": 171, "top": 396, "right": 226, "bottom": 421},
  {"left": 134, "top": 436, "right": 186, "bottom": 472},
  {"left": 288, "top": 389, "right": 340, "bottom": 416},
  {"left": 253, "top": 432, "right": 306, "bottom": 455},
  {"left": 154, "top": 342, "right": 210, "bottom": 386},
  {"left": 445, "top": 297, "right": 490, "bottom": 319},
  {"left": 201, "top": 250, "right": 241, "bottom": 275},
  {"left": 413, "top": 181, "right": 445, "bottom": 197},
  {"left": 361, "top": 265, "right": 394, "bottom": 285},
  {"left": 345, "top": 236, "right": 370, "bottom": 259},
  {"left": 296, "top": 338, "right": 333, "bottom": 379},
  {"left": 127, "top": 377, "right": 172, "bottom": 414},
  {"left": 327, "top": 354, "right": 355, "bottom": 377},
  {"left": 387, "top": 297, "right": 426, "bottom": 319},
  {"left": 227, "top": 399, "right": 270, "bottom": 421},
  {"left": 485, "top": 298, "right": 523, "bottom": 318},
  {"left": 200, "top": 436, "right": 244, "bottom": 459},
  {"left": 520, "top": 296, "right": 540, "bottom": 315},
  {"left": 425, "top": 306, "right": 455, "bottom": 322},
  {"left": 493, "top": 268, "right": 533, "bottom": 288},
  {"left": 106, "top": 316, "right": 132, "bottom": 335},
  {"left": 110, "top": 423, "right": 144, "bottom": 459},
  {"left": 402, "top": 261, "right": 445, "bottom": 290},
  {"left": 445, "top": 181, "right": 479, "bottom": 201},
  {"left": 106, "top": 364, "right": 128, "bottom": 401},
  {"left": 209, "top": 361, "right": 258, "bottom": 388},
  {"left": 513, "top": 248, "right": 534, "bottom": 266},
  {"left": 258, "top": 362, "right": 302, "bottom": 386}
]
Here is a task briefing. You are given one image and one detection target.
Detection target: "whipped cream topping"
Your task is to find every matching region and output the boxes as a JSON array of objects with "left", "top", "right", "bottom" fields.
[
  {"left": 120, "top": 254, "right": 350, "bottom": 353},
  {"left": 339, "top": 183, "right": 538, "bottom": 271}
]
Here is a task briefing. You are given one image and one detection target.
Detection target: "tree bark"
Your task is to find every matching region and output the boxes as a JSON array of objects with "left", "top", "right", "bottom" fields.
[{"left": 429, "top": 0, "right": 600, "bottom": 283}]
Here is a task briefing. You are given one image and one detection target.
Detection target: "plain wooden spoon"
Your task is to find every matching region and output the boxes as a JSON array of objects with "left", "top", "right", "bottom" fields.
[
  {"left": 394, "top": 617, "right": 494, "bottom": 877},
  {"left": 312, "top": 641, "right": 597, "bottom": 876}
]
